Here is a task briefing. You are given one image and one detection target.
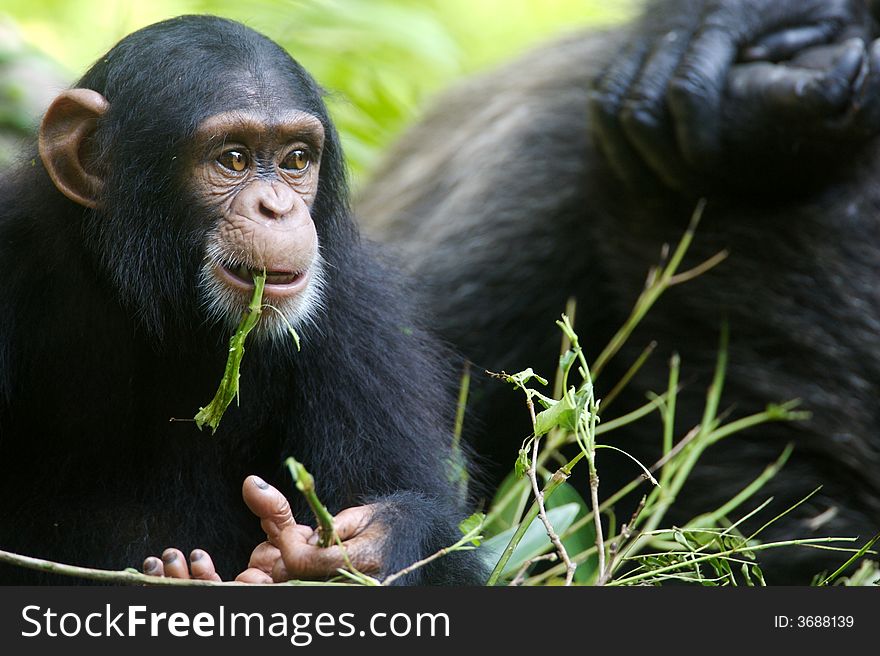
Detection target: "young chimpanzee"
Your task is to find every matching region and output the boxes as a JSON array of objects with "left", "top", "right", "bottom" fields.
[{"left": 0, "top": 15, "right": 483, "bottom": 585}]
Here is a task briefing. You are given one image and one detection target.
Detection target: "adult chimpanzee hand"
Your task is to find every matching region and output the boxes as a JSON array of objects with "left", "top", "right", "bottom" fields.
[
  {"left": 589, "top": 0, "right": 880, "bottom": 191},
  {"left": 143, "top": 476, "right": 383, "bottom": 583}
]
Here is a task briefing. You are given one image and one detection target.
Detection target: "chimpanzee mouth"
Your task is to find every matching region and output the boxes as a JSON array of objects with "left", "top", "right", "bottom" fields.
[{"left": 215, "top": 260, "right": 310, "bottom": 296}]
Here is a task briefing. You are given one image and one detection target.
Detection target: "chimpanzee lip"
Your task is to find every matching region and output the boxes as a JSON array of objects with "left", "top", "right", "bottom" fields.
[{"left": 215, "top": 260, "right": 310, "bottom": 297}]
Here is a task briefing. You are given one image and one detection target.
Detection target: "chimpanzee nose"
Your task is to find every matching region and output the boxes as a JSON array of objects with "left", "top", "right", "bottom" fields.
[{"left": 255, "top": 182, "right": 297, "bottom": 220}]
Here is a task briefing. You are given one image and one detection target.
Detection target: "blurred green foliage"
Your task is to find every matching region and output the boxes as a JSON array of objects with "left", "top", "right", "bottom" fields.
[{"left": 0, "top": 0, "right": 634, "bottom": 181}]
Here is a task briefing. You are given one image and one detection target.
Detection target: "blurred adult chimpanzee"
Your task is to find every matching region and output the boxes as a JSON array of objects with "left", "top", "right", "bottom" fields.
[
  {"left": 359, "top": 0, "right": 880, "bottom": 583},
  {"left": 0, "top": 15, "right": 483, "bottom": 585}
]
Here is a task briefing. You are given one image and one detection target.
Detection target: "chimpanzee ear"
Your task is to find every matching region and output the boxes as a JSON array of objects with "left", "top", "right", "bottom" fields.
[{"left": 38, "top": 89, "right": 109, "bottom": 209}]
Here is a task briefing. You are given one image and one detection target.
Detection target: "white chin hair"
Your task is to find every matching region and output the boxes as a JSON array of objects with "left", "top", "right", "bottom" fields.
[{"left": 198, "top": 249, "right": 327, "bottom": 345}]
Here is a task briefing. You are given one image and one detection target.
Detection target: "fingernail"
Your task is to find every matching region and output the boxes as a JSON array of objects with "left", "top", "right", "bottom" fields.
[
  {"left": 252, "top": 475, "right": 269, "bottom": 489},
  {"left": 162, "top": 550, "right": 178, "bottom": 564},
  {"left": 144, "top": 558, "right": 160, "bottom": 574},
  {"left": 191, "top": 550, "right": 203, "bottom": 561}
]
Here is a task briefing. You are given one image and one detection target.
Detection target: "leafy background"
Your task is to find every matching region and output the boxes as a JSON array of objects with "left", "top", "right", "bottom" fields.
[{"left": 0, "top": 0, "right": 635, "bottom": 180}]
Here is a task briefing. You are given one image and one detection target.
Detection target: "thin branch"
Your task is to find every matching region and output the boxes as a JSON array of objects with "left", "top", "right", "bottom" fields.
[
  {"left": 667, "top": 250, "right": 729, "bottom": 286},
  {"left": 601, "top": 341, "right": 657, "bottom": 410},
  {"left": 381, "top": 527, "right": 480, "bottom": 586},
  {"left": 601, "top": 497, "right": 646, "bottom": 584},
  {"left": 524, "top": 392, "right": 577, "bottom": 586},
  {"left": 509, "top": 553, "right": 558, "bottom": 587},
  {"left": 0, "top": 549, "right": 342, "bottom": 586}
]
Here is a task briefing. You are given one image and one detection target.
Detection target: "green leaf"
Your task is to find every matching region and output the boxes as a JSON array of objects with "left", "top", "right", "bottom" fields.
[
  {"left": 673, "top": 529, "right": 695, "bottom": 551},
  {"left": 514, "top": 448, "right": 530, "bottom": 479},
  {"left": 534, "top": 395, "right": 578, "bottom": 437},
  {"left": 459, "top": 512, "right": 486, "bottom": 546},
  {"left": 559, "top": 349, "right": 576, "bottom": 372},
  {"left": 505, "top": 368, "right": 548, "bottom": 388},
  {"left": 484, "top": 470, "right": 530, "bottom": 537}
]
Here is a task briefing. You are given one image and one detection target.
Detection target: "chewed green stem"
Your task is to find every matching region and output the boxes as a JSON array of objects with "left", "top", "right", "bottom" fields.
[{"left": 194, "top": 271, "right": 266, "bottom": 434}]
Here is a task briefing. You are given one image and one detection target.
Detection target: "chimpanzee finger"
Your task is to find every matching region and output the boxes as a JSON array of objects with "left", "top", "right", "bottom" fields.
[
  {"left": 726, "top": 39, "right": 866, "bottom": 119},
  {"left": 588, "top": 39, "right": 660, "bottom": 190},
  {"left": 331, "top": 506, "right": 373, "bottom": 541},
  {"left": 188, "top": 549, "right": 222, "bottom": 582},
  {"left": 271, "top": 559, "right": 292, "bottom": 583},
  {"left": 160, "top": 548, "right": 190, "bottom": 579},
  {"left": 241, "top": 475, "right": 297, "bottom": 543},
  {"left": 619, "top": 29, "right": 694, "bottom": 190},
  {"left": 247, "top": 540, "right": 283, "bottom": 572},
  {"left": 275, "top": 524, "right": 340, "bottom": 581},
  {"left": 143, "top": 556, "right": 164, "bottom": 577},
  {"left": 274, "top": 519, "right": 376, "bottom": 581},
  {"left": 308, "top": 505, "right": 375, "bottom": 545},
  {"left": 740, "top": 24, "right": 840, "bottom": 62},
  {"left": 235, "top": 568, "right": 275, "bottom": 584},
  {"left": 669, "top": 27, "right": 738, "bottom": 170},
  {"left": 276, "top": 540, "right": 349, "bottom": 580}
]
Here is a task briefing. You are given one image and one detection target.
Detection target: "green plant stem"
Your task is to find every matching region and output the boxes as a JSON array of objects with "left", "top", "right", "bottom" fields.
[
  {"left": 285, "top": 457, "right": 336, "bottom": 547},
  {"left": 601, "top": 341, "right": 657, "bottom": 410},
  {"left": 685, "top": 445, "right": 793, "bottom": 529},
  {"left": 592, "top": 199, "right": 706, "bottom": 379},
  {"left": 524, "top": 386, "right": 577, "bottom": 584},
  {"left": 637, "top": 324, "right": 729, "bottom": 536},
  {"left": 383, "top": 521, "right": 482, "bottom": 586},
  {"left": 818, "top": 533, "right": 880, "bottom": 586},
  {"left": 659, "top": 354, "right": 679, "bottom": 489},
  {"left": 0, "top": 549, "right": 343, "bottom": 586},
  {"left": 195, "top": 272, "right": 266, "bottom": 433},
  {"left": 552, "top": 297, "right": 577, "bottom": 399},
  {"left": 453, "top": 362, "right": 471, "bottom": 450}
]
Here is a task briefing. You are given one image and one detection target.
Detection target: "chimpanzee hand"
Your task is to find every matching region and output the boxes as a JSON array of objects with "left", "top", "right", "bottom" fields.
[
  {"left": 589, "top": 0, "right": 880, "bottom": 191},
  {"left": 143, "top": 476, "right": 384, "bottom": 583},
  {"left": 233, "top": 476, "right": 383, "bottom": 583}
]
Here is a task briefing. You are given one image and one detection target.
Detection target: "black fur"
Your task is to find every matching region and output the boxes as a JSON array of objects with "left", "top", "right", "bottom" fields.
[
  {"left": 0, "top": 16, "right": 484, "bottom": 585},
  {"left": 359, "top": 8, "right": 880, "bottom": 583}
]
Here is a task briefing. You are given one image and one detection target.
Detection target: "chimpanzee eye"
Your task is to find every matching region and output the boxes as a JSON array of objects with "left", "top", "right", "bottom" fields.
[
  {"left": 217, "top": 150, "right": 249, "bottom": 172},
  {"left": 280, "top": 149, "right": 310, "bottom": 172}
]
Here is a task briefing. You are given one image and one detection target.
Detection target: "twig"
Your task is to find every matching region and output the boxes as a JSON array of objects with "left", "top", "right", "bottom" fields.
[
  {"left": 509, "top": 553, "right": 558, "bottom": 586},
  {"left": 587, "top": 457, "right": 605, "bottom": 584},
  {"left": 600, "top": 497, "right": 646, "bottom": 584},
  {"left": 381, "top": 523, "right": 481, "bottom": 586},
  {"left": 559, "top": 316, "right": 605, "bottom": 585},
  {"left": 667, "top": 250, "right": 729, "bottom": 286},
  {"left": 524, "top": 392, "right": 577, "bottom": 586},
  {"left": 0, "top": 548, "right": 341, "bottom": 586}
]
